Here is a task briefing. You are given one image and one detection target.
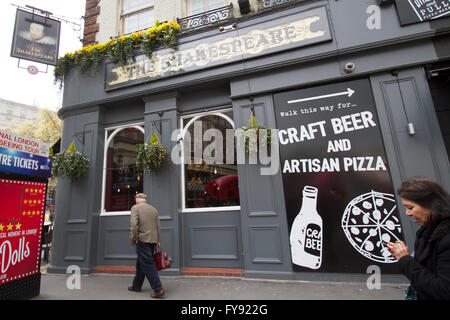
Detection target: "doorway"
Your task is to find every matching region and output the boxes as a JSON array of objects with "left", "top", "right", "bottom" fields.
[{"left": 427, "top": 62, "right": 450, "bottom": 160}]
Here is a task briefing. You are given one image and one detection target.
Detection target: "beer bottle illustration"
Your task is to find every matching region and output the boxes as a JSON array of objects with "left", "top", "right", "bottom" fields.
[{"left": 290, "top": 186, "right": 323, "bottom": 269}]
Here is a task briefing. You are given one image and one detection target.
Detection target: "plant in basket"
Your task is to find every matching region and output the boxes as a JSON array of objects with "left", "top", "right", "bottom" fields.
[
  {"left": 136, "top": 133, "right": 169, "bottom": 174},
  {"left": 238, "top": 115, "right": 272, "bottom": 155},
  {"left": 51, "top": 142, "right": 90, "bottom": 181}
]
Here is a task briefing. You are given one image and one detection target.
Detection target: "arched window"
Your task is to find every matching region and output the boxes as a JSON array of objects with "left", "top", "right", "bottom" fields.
[
  {"left": 181, "top": 109, "right": 239, "bottom": 211},
  {"left": 102, "top": 125, "right": 144, "bottom": 213}
]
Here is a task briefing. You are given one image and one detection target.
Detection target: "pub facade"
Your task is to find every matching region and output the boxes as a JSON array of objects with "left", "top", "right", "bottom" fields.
[{"left": 48, "top": 0, "right": 450, "bottom": 281}]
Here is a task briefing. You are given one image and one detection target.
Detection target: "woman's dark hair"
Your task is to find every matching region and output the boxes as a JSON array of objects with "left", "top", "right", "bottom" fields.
[{"left": 397, "top": 177, "right": 450, "bottom": 225}]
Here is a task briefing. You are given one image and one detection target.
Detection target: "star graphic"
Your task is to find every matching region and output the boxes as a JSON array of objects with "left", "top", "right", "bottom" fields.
[
  {"left": 7, "top": 223, "right": 13, "bottom": 231},
  {"left": 0, "top": 224, "right": 4, "bottom": 231},
  {"left": 15, "top": 222, "right": 22, "bottom": 230}
]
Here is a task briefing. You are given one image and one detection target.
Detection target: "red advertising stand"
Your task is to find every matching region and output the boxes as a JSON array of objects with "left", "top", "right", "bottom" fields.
[{"left": 0, "top": 130, "right": 52, "bottom": 300}]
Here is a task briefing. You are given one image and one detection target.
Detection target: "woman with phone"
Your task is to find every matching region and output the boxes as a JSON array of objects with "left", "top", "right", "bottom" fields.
[{"left": 387, "top": 177, "right": 450, "bottom": 300}]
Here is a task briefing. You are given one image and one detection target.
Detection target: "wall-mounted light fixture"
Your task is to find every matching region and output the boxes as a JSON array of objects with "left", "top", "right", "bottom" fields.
[{"left": 219, "top": 23, "right": 236, "bottom": 32}]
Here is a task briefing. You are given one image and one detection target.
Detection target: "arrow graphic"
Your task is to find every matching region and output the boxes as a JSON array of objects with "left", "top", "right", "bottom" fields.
[{"left": 287, "top": 88, "right": 355, "bottom": 104}]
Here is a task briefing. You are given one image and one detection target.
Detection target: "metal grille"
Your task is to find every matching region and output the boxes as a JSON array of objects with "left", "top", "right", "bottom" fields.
[
  {"left": 0, "top": 274, "right": 41, "bottom": 300},
  {"left": 178, "top": 4, "right": 233, "bottom": 32}
]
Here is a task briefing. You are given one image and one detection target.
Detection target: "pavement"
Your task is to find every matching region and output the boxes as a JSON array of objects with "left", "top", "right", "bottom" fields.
[{"left": 34, "top": 264, "right": 409, "bottom": 300}]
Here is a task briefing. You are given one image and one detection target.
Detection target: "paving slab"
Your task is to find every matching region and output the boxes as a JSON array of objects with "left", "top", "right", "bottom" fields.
[{"left": 34, "top": 272, "right": 408, "bottom": 300}]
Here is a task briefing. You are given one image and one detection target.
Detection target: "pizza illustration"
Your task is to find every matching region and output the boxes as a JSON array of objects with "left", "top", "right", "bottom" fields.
[{"left": 341, "top": 190, "right": 402, "bottom": 263}]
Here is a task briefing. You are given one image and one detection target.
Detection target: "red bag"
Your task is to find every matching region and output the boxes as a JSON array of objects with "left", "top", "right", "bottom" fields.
[{"left": 153, "top": 247, "right": 171, "bottom": 270}]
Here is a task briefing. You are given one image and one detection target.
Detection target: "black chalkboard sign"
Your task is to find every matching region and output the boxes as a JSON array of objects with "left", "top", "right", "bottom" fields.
[
  {"left": 395, "top": 0, "right": 450, "bottom": 25},
  {"left": 274, "top": 78, "right": 404, "bottom": 274}
]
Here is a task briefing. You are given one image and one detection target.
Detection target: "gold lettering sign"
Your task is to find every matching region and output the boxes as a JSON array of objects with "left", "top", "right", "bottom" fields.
[{"left": 107, "top": 15, "right": 327, "bottom": 87}]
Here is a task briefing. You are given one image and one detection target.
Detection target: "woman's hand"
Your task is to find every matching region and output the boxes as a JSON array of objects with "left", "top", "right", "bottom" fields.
[{"left": 387, "top": 240, "right": 410, "bottom": 260}]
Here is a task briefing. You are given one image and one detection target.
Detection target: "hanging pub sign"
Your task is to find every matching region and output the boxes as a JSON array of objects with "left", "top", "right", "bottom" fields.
[
  {"left": 274, "top": 78, "right": 404, "bottom": 274},
  {"left": 395, "top": 0, "right": 450, "bottom": 26},
  {"left": 10, "top": 8, "right": 61, "bottom": 66}
]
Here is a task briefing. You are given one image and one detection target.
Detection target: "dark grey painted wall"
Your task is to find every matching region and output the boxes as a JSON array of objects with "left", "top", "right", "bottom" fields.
[
  {"left": 50, "top": 0, "right": 450, "bottom": 280},
  {"left": 232, "top": 94, "right": 293, "bottom": 279},
  {"left": 50, "top": 107, "right": 105, "bottom": 274},
  {"left": 371, "top": 67, "right": 450, "bottom": 246}
]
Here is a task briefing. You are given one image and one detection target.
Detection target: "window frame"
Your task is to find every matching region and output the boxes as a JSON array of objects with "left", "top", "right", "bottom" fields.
[
  {"left": 100, "top": 122, "right": 144, "bottom": 217},
  {"left": 187, "top": 0, "right": 227, "bottom": 16},
  {"left": 121, "top": 0, "right": 155, "bottom": 35},
  {"left": 180, "top": 108, "right": 240, "bottom": 213}
]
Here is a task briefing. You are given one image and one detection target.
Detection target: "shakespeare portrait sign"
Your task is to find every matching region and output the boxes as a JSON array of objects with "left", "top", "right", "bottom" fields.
[
  {"left": 10, "top": 9, "right": 61, "bottom": 66},
  {"left": 105, "top": 6, "right": 331, "bottom": 90}
]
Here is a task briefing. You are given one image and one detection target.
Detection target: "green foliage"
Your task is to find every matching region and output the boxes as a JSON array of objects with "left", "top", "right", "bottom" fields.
[
  {"left": 54, "top": 21, "right": 180, "bottom": 87},
  {"left": 136, "top": 133, "right": 169, "bottom": 174},
  {"left": 68, "top": 142, "right": 76, "bottom": 153},
  {"left": 149, "top": 132, "right": 158, "bottom": 144},
  {"left": 8, "top": 108, "right": 61, "bottom": 144},
  {"left": 51, "top": 142, "right": 89, "bottom": 181},
  {"left": 239, "top": 115, "right": 272, "bottom": 155}
]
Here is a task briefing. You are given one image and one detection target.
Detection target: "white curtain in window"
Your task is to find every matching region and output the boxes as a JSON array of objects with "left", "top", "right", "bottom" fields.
[
  {"left": 123, "top": 0, "right": 154, "bottom": 13},
  {"left": 124, "top": 8, "right": 154, "bottom": 34},
  {"left": 122, "top": 0, "right": 154, "bottom": 34},
  {"left": 189, "top": 0, "right": 225, "bottom": 15}
]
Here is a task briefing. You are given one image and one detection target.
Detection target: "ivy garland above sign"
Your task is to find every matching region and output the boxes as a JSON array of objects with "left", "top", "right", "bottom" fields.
[{"left": 54, "top": 20, "right": 180, "bottom": 87}]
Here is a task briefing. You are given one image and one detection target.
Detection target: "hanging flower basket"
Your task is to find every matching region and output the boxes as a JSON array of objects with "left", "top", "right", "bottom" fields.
[
  {"left": 51, "top": 142, "right": 90, "bottom": 181},
  {"left": 136, "top": 133, "right": 169, "bottom": 174},
  {"left": 238, "top": 115, "right": 272, "bottom": 155}
]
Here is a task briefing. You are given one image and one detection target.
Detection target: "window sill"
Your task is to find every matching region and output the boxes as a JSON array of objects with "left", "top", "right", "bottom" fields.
[
  {"left": 182, "top": 206, "right": 240, "bottom": 213},
  {"left": 100, "top": 211, "right": 131, "bottom": 216}
]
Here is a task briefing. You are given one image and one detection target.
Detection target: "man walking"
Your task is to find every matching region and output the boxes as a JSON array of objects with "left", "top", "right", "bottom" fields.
[{"left": 128, "top": 193, "right": 165, "bottom": 298}]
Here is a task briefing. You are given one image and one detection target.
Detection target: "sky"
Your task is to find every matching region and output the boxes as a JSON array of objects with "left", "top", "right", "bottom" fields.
[{"left": 0, "top": 0, "right": 85, "bottom": 111}]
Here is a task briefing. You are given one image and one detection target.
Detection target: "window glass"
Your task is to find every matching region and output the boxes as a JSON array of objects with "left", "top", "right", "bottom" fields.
[
  {"left": 189, "top": 0, "right": 225, "bottom": 15},
  {"left": 183, "top": 111, "right": 239, "bottom": 209},
  {"left": 122, "top": 0, "right": 154, "bottom": 34},
  {"left": 123, "top": 0, "right": 154, "bottom": 13},
  {"left": 124, "top": 8, "right": 154, "bottom": 34},
  {"left": 105, "top": 127, "right": 144, "bottom": 212}
]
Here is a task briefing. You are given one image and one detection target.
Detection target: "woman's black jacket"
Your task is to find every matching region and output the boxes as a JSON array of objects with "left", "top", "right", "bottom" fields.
[{"left": 398, "top": 218, "right": 450, "bottom": 300}]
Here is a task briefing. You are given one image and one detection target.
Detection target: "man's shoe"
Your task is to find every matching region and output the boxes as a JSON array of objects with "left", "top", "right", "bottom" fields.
[
  {"left": 128, "top": 285, "right": 141, "bottom": 292},
  {"left": 151, "top": 288, "right": 164, "bottom": 298}
]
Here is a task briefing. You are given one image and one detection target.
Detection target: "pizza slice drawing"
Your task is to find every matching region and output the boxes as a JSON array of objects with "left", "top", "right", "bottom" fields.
[{"left": 341, "top": 190, "right": 402, "bottom": 263}]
